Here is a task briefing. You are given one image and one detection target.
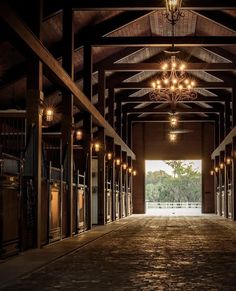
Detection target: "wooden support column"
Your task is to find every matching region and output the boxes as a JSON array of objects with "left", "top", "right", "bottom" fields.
[
  {"left": 61, "top": 5, "right": 74, "bottom": 237},
  {"left": 97, "top": 69, "right": 106, "bottom": 224},
  {"left": 83, "top": 44, "right": 93, "bottom": 230},
  {"left": 214, "top": 119, "right": 220, "bottom": 148},
  {"left": 219, "top": 151, "right": 225, "bottom": 216},
  {"left": 232, "top": 136, "right": 236, "bottom": 220},
  {"left": 224, "top": 144, "right": 231, "bottom": 218},
  {"left": 127, "top": 116, "right": 132, "bottom": 149},
  {"left": 115, "top": 145, "right": 122, "bottom": 218},
  {"left": 108, "top": 87, "right": 115, "bottom": 127},
  {"left": 25, "top": 0, "right": 43, "bottom": 249},
  {"left": 225, "top": 100, "right": 231, "bottom": 135},
  {"left": 127, "top": 156, "right": 133, "bottom": 215},
  {"left": 214, "top": 156, "right": 220, "bottom": 215},
  {"left": 97, "top": 128, "right": 106, "bottom": 225},
  {"left": 116, "top": 101, "right": 122, "bottom": 136},
  {"left": 122, "top": 151, "right": 128, "bottom": 217},
  {"left": 232, "top": 88, "right": 236, "bottom": 128},
  {"left": 219, "top": 112, "right": 225, "bottom": 143},
  {"left": 106, "top": 137, "right": 115, "bottom": 221},
  {"left": 122, "top": 113, "right": 127, "bottom": 144}
]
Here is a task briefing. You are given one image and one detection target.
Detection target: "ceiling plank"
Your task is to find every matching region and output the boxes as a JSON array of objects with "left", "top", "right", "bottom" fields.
[{"left": 194, "top": 11, "right": 236, "bottom": 33}]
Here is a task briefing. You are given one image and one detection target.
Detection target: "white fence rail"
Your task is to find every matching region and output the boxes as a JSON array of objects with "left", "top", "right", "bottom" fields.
[{"left": 146, "top": 202, "right": 201, "bottom": 209}]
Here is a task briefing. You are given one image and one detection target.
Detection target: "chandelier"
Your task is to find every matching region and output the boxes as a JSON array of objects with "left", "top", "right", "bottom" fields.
[
  {"left": 150, "top": 55, "right": 197, "bottom": 108},
  {"left": 149, "top": 0, "right": 197, "bottom": 109}
]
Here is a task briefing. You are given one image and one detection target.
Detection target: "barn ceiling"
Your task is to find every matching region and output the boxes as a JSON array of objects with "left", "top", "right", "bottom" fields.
[{"left": 1, "top": 1, "right": 236, "bottom": 132}]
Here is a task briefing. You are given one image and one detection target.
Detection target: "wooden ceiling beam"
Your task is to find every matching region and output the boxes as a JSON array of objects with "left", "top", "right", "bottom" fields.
[
  {"left": 104, "top": 62, "right": 236, "bottom": 72},
  {"left": 90, "top": 36, "right": 236, "bottom": 47},
  {"left": 115, "top": 81, "right": 233, "bottom": 89},
  {"left": 130, "top": 116, "right": 216, "bottom": 123},
  {"left": 0, "top": 2, "right": 135, "bottom": 158},
  {"left": 70, "top": 0, "right": 236, "bottom": 10},
  {"left": 118, "top": 95, "right": 228, "bottom": 103}
]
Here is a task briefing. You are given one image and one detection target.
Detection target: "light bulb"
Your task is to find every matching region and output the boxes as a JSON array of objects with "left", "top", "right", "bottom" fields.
[
  {"left": 132, "top": 170, "right": 137, "bottom": 176},
  {"left": 179, "top": 84, "right": 183, "bottom": 90},
  {"left": 46, "top": 108, "right": 53, "bottom": 122},
  {"left": 185, "top": 79, "right": 189, "bottom": 84},
  {"left": 75, "top": 130, "right": 82, "bottom": 141},
  {"left": 94, "top": 143, "right": 100, "bottom": 152},
  {"left": 116, "top": 159, "right": 121, "bottom": 166},
  {"left": 122, "top": 163, "right": 127, "bottom": 170},
  {"left": 128, "top": 168, "right": 132, "bottom": 174},
  {"left": 171, "top": 85, "right": 175, "bottom": 91},
  {"left": 152, "top": 82, "right": 156, "bottom": 89},
  {"left": 107, "top": 152, "right": 112, "bottom": 160}
]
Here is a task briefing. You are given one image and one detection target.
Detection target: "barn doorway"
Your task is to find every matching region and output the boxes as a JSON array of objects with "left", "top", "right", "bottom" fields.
[{"left": 145, "top": 160, "right": 202, "bottom": 216}]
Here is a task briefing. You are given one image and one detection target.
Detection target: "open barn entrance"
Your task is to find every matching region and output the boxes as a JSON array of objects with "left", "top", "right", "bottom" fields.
[{"left": 145, "top": 160, "right": 202, "bottom": 216}]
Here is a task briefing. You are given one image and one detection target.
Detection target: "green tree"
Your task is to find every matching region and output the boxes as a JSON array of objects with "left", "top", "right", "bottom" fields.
[{"left": 145, "top": 161, "right": 201, "bottom": 202}]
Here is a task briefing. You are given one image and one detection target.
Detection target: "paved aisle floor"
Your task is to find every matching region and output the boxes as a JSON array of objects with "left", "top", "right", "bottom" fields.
[{"left": 1, "top": 215, "right": 236, "bottom": 290}]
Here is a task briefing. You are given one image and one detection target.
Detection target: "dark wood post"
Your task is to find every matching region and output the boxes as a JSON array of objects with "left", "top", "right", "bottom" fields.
[
  {"left": 25, "top": 0, "right": 43, "bottom": 248},
  {"left": 225, "top": 100, "right": 231, "bottom": 135},
  {"left": 127, "top": 116, "right": 132, "bottom": 148},
  {"left": 61, "top": 5, "right": 74, "bottom": 236},
  {"left": 232, "top": 137, "right": 236, "bottom": 221},
  {"left": 83, "top": 44, "right": 93, "bottom": 230},
  {"left": 108, "top": 87, "right": 115, "bottom": 127},
  {"left": 214, "top": 119, "right": 220, "bottom": 148},
  {"left": 97, "top": 69, "right": 106, "bottom": 224},
  {"left": 116, "top": 101, "right": 122, "bottom": 136}
]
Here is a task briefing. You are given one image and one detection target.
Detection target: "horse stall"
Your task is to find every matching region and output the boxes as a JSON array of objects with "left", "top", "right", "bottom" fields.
[
  {"left": 0, "top": 153, "right": 22, "bottom": 258},
  {"left": 48, "top": 163, "right": 63, "bottom": 242}
]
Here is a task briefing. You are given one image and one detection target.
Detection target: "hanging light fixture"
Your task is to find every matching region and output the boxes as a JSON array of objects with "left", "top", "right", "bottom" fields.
[
  {"left": 149, "top": 56, "right": 197, "bottom": 107},
  {"left": 75, "top": 129, "right": 83, "bottom": 141},
  {"left": 169, "top": 132, "right": 177, "bottom": 143},
  {"left": 169, "top": 112, "right": 178, "bottom": 128},
  {"left": 94, "top": 142, "right": 100, "bottom": 152},
  {"left": 45, "top": 108, "right": 54, "bottom": 122},
  {"left": 150, "top": 0, "right": 197, "bottom": 109},
  {"left": 164, "top": 0, "right": 184, "bottom": 25},
  {"left": 107, "top": 152, "right": 112, "bottom": 161}
]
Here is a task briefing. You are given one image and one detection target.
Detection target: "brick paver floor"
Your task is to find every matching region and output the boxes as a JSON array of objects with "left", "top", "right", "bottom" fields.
[{"left": 1, "top": 215, "right": 236, "bottom": 290}]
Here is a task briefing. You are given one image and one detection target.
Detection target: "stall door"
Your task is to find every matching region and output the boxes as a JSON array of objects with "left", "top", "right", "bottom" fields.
[
  {"left": 49, "top": 185, "right": 61, "bottom": 242},
  {"left": 92, "top": 158, "right": 98, "bottom": 225}
]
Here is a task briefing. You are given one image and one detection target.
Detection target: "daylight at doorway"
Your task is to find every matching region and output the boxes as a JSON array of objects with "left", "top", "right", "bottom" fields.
[{"left": 145, "top": 160, "right": 202, "bottom": 216}]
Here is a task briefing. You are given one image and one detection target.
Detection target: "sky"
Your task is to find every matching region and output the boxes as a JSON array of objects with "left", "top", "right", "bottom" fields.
[{"left": 145, "top": 160, "right": 202, "bottom": 176}]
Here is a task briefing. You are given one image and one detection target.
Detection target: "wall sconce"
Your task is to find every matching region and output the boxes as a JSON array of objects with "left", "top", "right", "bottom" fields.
[
  {"left": 94, "top": 142, "right": 100, "bottom": 152},
  {"left": 133, "top": 170, "right": 137, "bottom": 176},
  {"left": 45, "top": 108, "right": 54, "bottom": 122},
  {"left": 75, "top": 129, "right": 83, "bottom": 141},
  {"left": 226, "top": 158, "right": 231, "bottom": 165},
  {"left": 115, "top": 158, "right": 121, "bottom": 166},
  {"left": 210, "top": 170, "right": 214, "bottom": 176},
  {"left": 107, "top": 152, "right": 112, "bottom": 161},
  {"left": 220, "top": 163, "right": 224, "bottom": 170},
  {"left": 122, "top": 163, "right": 127, "bottom": 170},
  {"left": 128, "top": 167, "right": 132, "bottom": 174},
  {"left": 215, "top": 166, "right": 219, "bottom": 173}
]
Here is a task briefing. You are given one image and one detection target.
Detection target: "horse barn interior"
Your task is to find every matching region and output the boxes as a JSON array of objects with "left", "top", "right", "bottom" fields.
[{"left": 1, "top": 1, "right": 236, "bottom": 290}]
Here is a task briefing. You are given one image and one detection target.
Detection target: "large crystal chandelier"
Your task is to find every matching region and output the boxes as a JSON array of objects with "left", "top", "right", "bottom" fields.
[{"left": 149, "top": 55, "right": 197, "bottom": 108}]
